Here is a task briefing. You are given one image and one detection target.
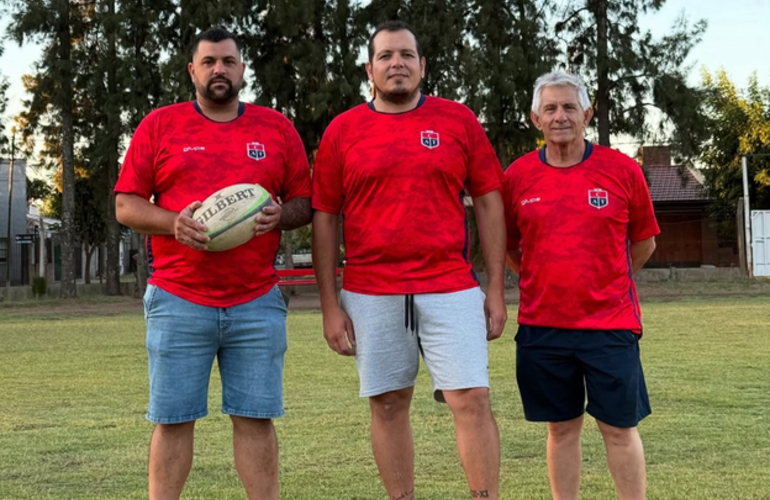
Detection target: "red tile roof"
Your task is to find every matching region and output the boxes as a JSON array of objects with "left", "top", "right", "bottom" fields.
[{"left": 645, "top": 165, "right": 707, "bottom": 202}]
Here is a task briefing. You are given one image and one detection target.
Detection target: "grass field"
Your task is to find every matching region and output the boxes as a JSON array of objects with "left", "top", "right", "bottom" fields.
[{"left": 1, "top": 292, "right": 769, "bottom": 499}]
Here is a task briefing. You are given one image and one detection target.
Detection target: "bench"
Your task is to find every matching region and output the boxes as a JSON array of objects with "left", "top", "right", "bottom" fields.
[{"left": 277, "top": 268, "right": 341, "bottom": 287}]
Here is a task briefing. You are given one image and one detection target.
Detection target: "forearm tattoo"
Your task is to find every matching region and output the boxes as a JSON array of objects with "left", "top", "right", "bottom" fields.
[
  {"left": 470, "top": 490, "right": 489, "bottom": 498},
  {"left": 277, "top": 197, "right": 311, "bottom": 230}
]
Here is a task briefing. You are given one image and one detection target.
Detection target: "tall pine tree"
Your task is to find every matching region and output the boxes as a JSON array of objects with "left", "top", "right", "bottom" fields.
[
  {"left": 466, "top": 0, "right": 558, "bottom": 166},
  {"left": 6, "top": 0, "right": 91, "bottom": 297},
  {"left": 557, "top": 0, "right": 707, "bottom": 156}
]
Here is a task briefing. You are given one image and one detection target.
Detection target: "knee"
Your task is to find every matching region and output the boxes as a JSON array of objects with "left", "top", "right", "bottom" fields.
[
  {"left": 370, "top": 390, "right": 412, "bottom": 422},
  {"left": 230, "top": 416, "right": 273, "bottom": 436},
  {"left": 548, "top": 417, "right": 583, "bottom": 444},
  {"left": 444, "top": 388, "right": 492, "bottom": 420},
  {"left": 596, "top": 420, "right": 638, "bottom": 446},
  {"left": 154, "top": 421, "right": 195, "bottom": 438}
]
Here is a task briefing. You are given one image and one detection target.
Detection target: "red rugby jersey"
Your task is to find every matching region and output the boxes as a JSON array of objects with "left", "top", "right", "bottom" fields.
[
  {"left": 116, "top": 102, "right": 311, "bottom": 307},
  {"left": 312, "top": 95, "right": 503, "bottom": 295},
  {"left": 504, "top": 143, "right": 660, "bottom": 332}
]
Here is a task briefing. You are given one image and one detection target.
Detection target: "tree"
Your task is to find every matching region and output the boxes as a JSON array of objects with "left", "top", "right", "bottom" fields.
[
  {"left": 700, "top": 71, "right": 770, "bottom": 230},
  {"left": 6, "top": 0, "right": 91, "bottom": 298},
  {"left": 466, "top": 0, "right": 558, "bottom": 166},
  {"left": 556, "top": 0, "right": 708, "bottom": 157}
]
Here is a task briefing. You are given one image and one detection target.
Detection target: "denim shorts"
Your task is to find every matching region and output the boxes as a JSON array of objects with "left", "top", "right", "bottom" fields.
[
  {"left": 515, "top": 325, "right": 651, "bottom": 428},
  {"left": 143, "top": 284, "right": 288, "bottom": 424}
]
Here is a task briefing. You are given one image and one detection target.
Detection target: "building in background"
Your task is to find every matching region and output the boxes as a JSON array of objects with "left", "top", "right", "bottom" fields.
[
  {"left": 0, "top": 158, "right": 28, "bottom": 285},
  {"left": 639, "top": 146, "right": 738, "bottom": 268}
]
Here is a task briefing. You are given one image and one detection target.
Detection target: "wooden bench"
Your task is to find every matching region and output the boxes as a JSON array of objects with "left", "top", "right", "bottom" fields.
[{"left": 277, "top": 268, "right": 341, "bottom": 287}]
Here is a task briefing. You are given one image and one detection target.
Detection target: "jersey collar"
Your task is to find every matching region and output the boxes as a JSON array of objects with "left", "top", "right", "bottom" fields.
[
  {"left": 193, "top": 100, "right": 245, "bottom": 122},
  {"left": 367, "top": 93, "right": 427, "bottom": 114},
  {"left": 539, "top": 140, "right": 593, "bottom": 167}
]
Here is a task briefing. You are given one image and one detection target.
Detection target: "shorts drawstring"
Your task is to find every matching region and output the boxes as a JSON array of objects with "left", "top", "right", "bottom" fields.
[{"left": 405, "top": 294, "right": 419, "bottom": 337}]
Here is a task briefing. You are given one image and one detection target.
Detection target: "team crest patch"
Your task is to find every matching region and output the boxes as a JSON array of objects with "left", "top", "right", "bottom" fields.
[
  {"left": 420, "top": 130, "right": 440, "bottom": 149},
  {"left": 588, "top": 188, "right": 609, "bottom": 209},
  {"left": 247, "top": 142, "right": 266, "bottom": 161}
]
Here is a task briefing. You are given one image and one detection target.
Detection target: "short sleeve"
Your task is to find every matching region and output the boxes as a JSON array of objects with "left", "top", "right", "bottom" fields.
[
  {"left": 463, "top": 107, "right": 503, "bottom": 197},
  {"left": 503, "top": 169, "right": 521, "bottom": 250},
  {"left": 279, "top": 118, "right": 311, "bottom": 201},
  {"left": 628, "top": 163, "right": 660, "bottom": 242},
  {"left": 115, "top": 113, "right": 158, "bottom": 198},
  {"left": 311, "top": 120, "right": 344, "bottom": 214}
]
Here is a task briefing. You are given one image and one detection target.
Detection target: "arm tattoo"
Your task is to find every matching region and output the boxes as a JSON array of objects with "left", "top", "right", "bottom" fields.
[
  {"left": 470, "top": 490, "right": 489, "bottom": 498},
  {"left": 277, "top": 197, "right": 311, "bottom": 230},
  {"left": 392, "top": 488, "right": 414, "bottom": 500}
]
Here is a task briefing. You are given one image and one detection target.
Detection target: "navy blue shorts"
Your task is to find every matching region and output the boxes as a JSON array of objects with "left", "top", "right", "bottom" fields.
[{"left": 515, "top": 325, "right": 651, "bottom": 428}]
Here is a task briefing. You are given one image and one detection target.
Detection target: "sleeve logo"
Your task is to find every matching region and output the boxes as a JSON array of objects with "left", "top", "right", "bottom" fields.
[
  {"left": 420, "top": 130, "right": 440, "bottom": 149},
  {"left": 588, "top": 188, "right": 609, "bottom": 209},
  {"left": 247, "top": 142, "right": 266, "bottom": 161}
]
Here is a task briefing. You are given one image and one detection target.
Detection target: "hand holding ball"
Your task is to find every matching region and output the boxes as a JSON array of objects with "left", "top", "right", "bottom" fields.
[{"left": 192, "top": 183, "right": 273, "bottom": 251}]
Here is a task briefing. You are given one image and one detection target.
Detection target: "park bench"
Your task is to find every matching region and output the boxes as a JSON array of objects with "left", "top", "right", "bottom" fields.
[{"left": 277, "top": 267, "right": 341, "bottom": 287}]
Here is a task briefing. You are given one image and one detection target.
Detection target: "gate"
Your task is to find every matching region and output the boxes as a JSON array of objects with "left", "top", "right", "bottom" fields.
[{"left": 752, "top": 210, "right": 770, "bottom": 277}]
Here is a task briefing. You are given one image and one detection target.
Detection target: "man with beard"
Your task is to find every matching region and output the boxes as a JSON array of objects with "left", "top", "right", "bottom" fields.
[
  {"left": 312, "top": 20, "right": 507, "bottom": 500},
  {"left": 115, "top": 27, "right": 311, "bottom": 500}
]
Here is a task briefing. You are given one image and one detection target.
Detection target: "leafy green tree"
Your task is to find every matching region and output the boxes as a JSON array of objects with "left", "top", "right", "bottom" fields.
[
  {"left": 700, "top": 71, "right": 770, "bottom": 230},
  {"left": 466, "top": 0, "right": 558, "bottom": 166},
  {"left": 557, "top": 0, "right": 708, "bottom": 157},
  {"left": 6, "top": 0, "right": 91, "bottom": 297}
]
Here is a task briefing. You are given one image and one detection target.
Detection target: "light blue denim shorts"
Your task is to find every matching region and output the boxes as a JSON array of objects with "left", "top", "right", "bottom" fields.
[{"left": 143, "top": 284, "right": 288, "bottom": 424}]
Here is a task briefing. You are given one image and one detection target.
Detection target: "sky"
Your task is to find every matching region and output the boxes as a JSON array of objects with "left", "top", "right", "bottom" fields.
[{"left": 0, "top": 0, "right": 767, "bottom": 139}]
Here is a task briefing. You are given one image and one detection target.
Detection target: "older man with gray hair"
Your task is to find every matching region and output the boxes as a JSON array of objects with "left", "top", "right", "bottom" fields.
[{"left": 503, "top": 71, "right": 659, "bottom": 500}]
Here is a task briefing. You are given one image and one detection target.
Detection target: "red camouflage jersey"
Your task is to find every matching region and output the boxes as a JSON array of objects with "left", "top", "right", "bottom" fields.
[
  {"left": 312, "top": 95, "right": 504, "bottom": 295},
  {"left": 504, "top": 143, "right": 660, "bottom": 332},
  {"left": 115, "top": 102, "right": 311, "bottom": 307}
]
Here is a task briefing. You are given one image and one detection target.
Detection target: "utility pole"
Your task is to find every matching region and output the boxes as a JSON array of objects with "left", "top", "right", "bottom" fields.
[
  {"left": 742, "top": 156, "right": 752, "bottom": 278},
  {"left": 743, "top": 153, "right": 770, "bottom": 279},
  {"left": 5, "top": 128, "right": 16, "bottom": 295}
]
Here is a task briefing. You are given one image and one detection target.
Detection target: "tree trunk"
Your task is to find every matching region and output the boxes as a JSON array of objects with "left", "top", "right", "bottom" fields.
[
  {"left": 57, "top": 0, "right": 78, "bottom": 298},
  {"left": 136, "top": 234, "right": 149, "bottom": 298},
  {"left": 84, "top": 243, "right": 98, "bottom": 284},
  {"left": 595, "top": 0, "right": 611, "bottom": 147},
  {"left": 283, "top": 230, "right": 295, "bottom": 296},
  {"left": 105, "top": 0, "right": 122, "bottom": 296}
]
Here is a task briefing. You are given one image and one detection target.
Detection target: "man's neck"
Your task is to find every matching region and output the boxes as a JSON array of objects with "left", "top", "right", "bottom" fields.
[
  {"left": 196, "top": 95, "right": 240, "bottom": 122},
  {"left": 372, "top": 92, "right": 422, "bottom": 114},
  {"left": 545, "top": 139, "right": 586, "bottom": 168}
]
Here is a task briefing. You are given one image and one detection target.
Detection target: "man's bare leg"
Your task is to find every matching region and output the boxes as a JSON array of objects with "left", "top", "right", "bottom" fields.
[
  {"left": 596, "top": 420, "right": 646, "bottom": 500},
  {"left": 443, "top": 388, "right": 500, "bottom": 499},
  {"left": 547, "top": 416, "right": 583, "bottom": 500},
  {"left": 149, "top": 421, "right": 196, "bottom": 500},
  {"left": 232, "top": 416, "right": 279, "bottom": 500},
  {"left": 370, "top": 387, "right": 415, "bottom": 500}
]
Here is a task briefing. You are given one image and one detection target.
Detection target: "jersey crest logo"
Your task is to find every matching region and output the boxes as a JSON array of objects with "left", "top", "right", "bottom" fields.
[
  {"left": 588, "top": 188, "right": 609, "bottom": 209},
  {"left": 420, "top": 130, "right": 440, "bottom": 149},
  {"left": 247, "top": 142, "right": 266, "bottom": 161}
]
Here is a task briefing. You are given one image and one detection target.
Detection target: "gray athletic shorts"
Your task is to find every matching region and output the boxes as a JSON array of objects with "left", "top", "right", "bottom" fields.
[{"left": 340, "top": 287, "right": 490, "bottom": 401}]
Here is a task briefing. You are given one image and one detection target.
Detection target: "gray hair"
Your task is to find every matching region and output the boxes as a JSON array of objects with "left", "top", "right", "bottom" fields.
[{"left": 531, "top": 72, "right": 591, "bottom": 115}]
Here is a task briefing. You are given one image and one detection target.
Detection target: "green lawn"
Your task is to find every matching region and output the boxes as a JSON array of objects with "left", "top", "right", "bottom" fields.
[{"left": 1, "top": 296, "right": 769, "bottom": 499}]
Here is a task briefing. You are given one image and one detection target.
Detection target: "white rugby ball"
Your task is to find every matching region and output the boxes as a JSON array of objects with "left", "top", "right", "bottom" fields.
[{"left": 192, "top": 183, "right": 273, "bottom": 252}]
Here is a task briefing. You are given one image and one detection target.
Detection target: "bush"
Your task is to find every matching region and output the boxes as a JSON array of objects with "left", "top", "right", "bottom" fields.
[{"left": 31, "top": 276, "right": 47, "bottom": 298}]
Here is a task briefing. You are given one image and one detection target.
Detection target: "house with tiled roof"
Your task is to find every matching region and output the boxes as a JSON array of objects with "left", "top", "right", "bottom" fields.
[{"left": 639, "top": 146, "right": 738, "bottom": 267}]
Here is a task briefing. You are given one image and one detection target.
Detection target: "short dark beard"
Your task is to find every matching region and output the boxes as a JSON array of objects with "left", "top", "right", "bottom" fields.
[
  {"left": 201, "top": 77, "right": 241, "bottom": 104},
  {"left": 374, "top": 83, "right": 420, "bottom": 106}
]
